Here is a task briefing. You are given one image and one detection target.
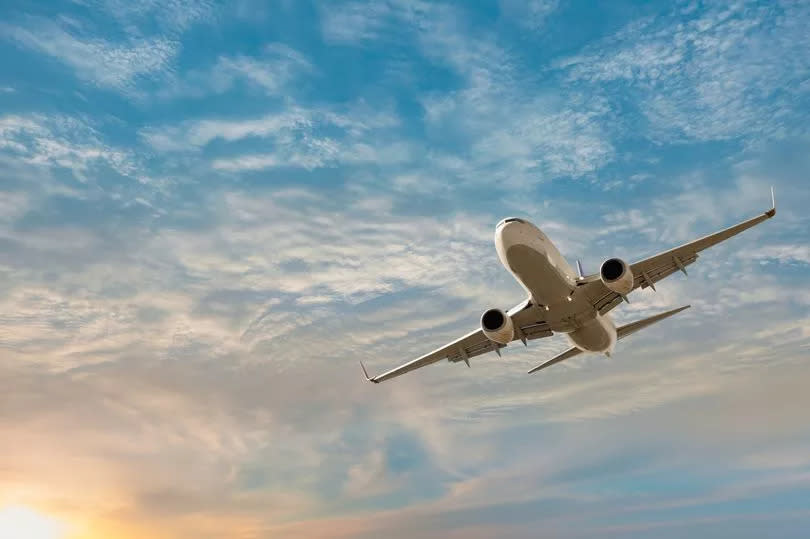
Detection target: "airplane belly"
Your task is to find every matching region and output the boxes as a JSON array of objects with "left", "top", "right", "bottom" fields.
[
  {"left": 567, "top": 316, "right": 616, "bottom": 353},
  {"left": 504, "top": 244, "right": 571, "bottom": 305}
]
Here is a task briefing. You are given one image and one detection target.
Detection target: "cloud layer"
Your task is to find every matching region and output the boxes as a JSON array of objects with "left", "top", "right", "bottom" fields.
[{"left": 1, "top": 1, "right": 809, "bottom": 538}]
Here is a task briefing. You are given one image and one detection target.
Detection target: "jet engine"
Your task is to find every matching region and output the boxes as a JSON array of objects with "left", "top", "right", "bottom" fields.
[
  {"left": 600, "top": 257, "right": 634, "bottom": 295},
  {"left": 481, "top": 308, "right": 514, "bottom": 344}
]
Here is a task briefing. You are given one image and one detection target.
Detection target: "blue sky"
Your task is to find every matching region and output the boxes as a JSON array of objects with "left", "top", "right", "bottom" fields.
[{"left": 1, "top": 0, "right": 809, "bottom": 537}]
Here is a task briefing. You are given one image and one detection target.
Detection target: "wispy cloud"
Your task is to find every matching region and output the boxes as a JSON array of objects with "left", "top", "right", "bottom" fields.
[
  {"left": 558, "top": 1, "right": 810, "bottom": 143},
  {"left": 2, "top": 1, "right": 809, "bottom": 537},
  {"left": 319, "top": 1, "right": 403, "bottom": 44},
  {"left": 95, "top": 0, "right": 214, "bottom": 36},
  {"left": 320, "top": 0, "right": 615, "bottom": 183},
  {"left": 498, "top": 0, "right": 560, "bottom": 29},
  {"left": 0, "top": 19, "right": 177, "bottom": 90},
  {"left": 748, "top": 244, "right": 810, "bottom": 265},
  {"left": 159, "top": 43, "right": 313, "bottom": 99},
  {"left": 141, "top": 100, "right": 406, "bottom": 171},
  {"left": 0, "top": 114, "right": 135, "bottom": 181}
]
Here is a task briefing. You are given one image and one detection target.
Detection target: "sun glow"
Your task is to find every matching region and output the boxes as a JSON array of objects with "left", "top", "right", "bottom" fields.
[{"left": 0, "top": 506, "right": 66, "bottom": 539}]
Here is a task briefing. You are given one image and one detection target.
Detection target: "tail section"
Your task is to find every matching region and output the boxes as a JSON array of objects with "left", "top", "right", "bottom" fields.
[
  {"left": 527, "top": 305, "right": 690, "bottom": 374},
  {"left": 527, "top": 346, "right": 583, "bottom": 374}
]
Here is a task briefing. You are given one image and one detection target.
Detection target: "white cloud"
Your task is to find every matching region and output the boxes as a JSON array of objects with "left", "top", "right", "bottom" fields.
[
  {"left": 0, "top": 114, "right": 135, "bottom": 181},
  {"left": 142, "top": 103, "right": 399, "bottom": 151},
  {"left": 560, "top": 1, "right": 810, "bottom": 142},
  {"left": 2, "top": 166, "right": 807, "bottom": 537},
  {"left": 411, "top": 4, "right": 615, "bottom": 183},
  {"left": 748, "top": 244, "right": 810, "bottom": 265},
  {"left": 319, "top": 1, "right": 397, "bottom": 44},
  {"left": 498, "top": 0, "right": 560, "bottom": 29},
  {"left": 212, "top": 153, "right": 281, "bottom": 171},
  {"left": 0, "top": 19, "right": 177, "bottom": 90},
  {"left": 140, "top": 109, "right": 311, "bottom": 150},
  {"left": 324, "top": 0, "right": 612, "bottom": 184},
  {"left": 2, "top": 2, "right": 809, "bottom": 536},
  {"left": 96, "top": 0, "right": 214, "bottom": 36},
  {"left": 160, "top": 43, "right": 313, "bottom": 99},
  {"left": 141, "top": 100, "right": 407, "bottom": 171}
]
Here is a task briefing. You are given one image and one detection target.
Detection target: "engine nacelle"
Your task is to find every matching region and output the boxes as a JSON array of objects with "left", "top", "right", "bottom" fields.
[
  {"left": 600, "top": 257, "right": 634, "bottom": 296},
  {"left": 481, "top": 308, "right": 514, "bottom": 344}
]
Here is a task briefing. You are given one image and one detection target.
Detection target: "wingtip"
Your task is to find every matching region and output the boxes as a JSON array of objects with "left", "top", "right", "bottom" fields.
[
  {"left": 766, "top": 186, "right": 776, "bottom": 217},
  {"left": 668, "top": 304, "right": 691, "bottom": 316},
  {"left": 359, "top": 360, "right": 378, "bottom": 383}
]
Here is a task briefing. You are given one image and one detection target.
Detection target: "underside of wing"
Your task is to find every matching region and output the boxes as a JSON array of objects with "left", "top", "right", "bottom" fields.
[
  {"left": 589, "top": 253, "right": 699, "bottom": 314},
  {"left": 362, "top": 328, "right": 495, "bottom": 383},
  {"left": 362, "top": 300, "right": 553, "bottom": 383},
  {"left": 581, "top": 190, "right": 775, "bottom": 315}
]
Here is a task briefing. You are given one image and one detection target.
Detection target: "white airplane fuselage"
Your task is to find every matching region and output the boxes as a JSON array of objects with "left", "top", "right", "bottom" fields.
[{"left": 494, "top": 218, "right": 617, "bottom": 354}]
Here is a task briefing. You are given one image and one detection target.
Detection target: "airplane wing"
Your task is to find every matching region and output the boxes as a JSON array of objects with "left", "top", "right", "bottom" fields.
[
  {"left": 582, "top": 189, "right": 776, "bottom": 315},
  {"left": 361, "top": 300, "right": 553, "bottom": 383}
]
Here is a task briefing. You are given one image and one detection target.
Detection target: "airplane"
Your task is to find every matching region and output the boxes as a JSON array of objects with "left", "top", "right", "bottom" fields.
[{"left": 360, "top": 189, "right": 776, "bottom": 383}]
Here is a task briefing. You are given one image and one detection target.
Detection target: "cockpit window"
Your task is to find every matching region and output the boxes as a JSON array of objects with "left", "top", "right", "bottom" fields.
[{"left": 503, "top": 217, "right": 526, "bottom": 224}]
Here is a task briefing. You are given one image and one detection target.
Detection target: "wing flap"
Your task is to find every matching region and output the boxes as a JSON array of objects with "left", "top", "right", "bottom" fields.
[{"left": 518, "top": 321, "right": 554, "bottom": 340}]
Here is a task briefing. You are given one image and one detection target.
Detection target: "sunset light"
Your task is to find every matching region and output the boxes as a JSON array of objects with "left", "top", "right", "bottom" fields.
[
  {"left": 0, "top": 506, "right": 65, "bottom": 539},
  {"left": 2, "top": 0, "right": 809, "bottom": 537}
]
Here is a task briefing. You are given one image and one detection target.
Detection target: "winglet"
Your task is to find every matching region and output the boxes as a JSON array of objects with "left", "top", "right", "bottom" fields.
[
  {"left": 359, "top": 361, "right": 379, "bottom": 384},
  {"left": 576, "top": 259, "right": 584, "bottom": 279},
  {"left": 766, "top": 186, "right": 776, "bottom": 218}
]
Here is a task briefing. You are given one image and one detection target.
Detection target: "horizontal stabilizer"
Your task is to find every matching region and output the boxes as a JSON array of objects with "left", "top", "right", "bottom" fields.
[
  {"left": 528, "top": 346, "right": 583, "bottom": 374},
  {"left": 616, "top": 305, "right": 690, "bottom": 340},
  {"left": 528, "top": 305, "right": 690, "bottom": 375}
]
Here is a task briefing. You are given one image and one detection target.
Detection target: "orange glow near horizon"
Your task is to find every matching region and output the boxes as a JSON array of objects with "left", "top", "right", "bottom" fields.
[{"left": 0, "top": 505, "right": 68, "bottom": 539}]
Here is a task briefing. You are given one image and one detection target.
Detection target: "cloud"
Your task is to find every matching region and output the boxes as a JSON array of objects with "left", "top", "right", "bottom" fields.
[
  {"left": 159, "top": 43, "right": 313, "bottom": 99},
  {"left": 2, "top": 162, "right": 807, "bottom": 538},
  {"left": 748, "top": 244, "right": 810, "bottom": 265},
  {"left": 95, "top": 0, "right": 214, "bottom": 36},
  {"left": 498, "top": 0, "right": 560, "bottom": 29},
  {"left": 0, "top": 19, "right": 177, "bottom": 90},
  {"left": 319, "top": 1, "right": 404, "bottom": 44},
  {"left": 319, "top": 0, "right": 615, "bottom": 183},
  {"left": 0, "top": 114, "right": 136, "bottom": 181},
  {"left": 140, "top": 100, "right": 407, "bottom": 172},
  {"left": 415, "top": 3, "right": 614, "bottom": 183},
  {"left": 558, "top": 1, "right": 810, "bottom": 143},
  {"left": 210, "top": 141, "right": 412, "bottom": 171},
  {"left": 343, "top": 449, "right": 399, "bottom": 498},
  {"left": 142, "top": 102, "right": 398, "bottom": 150},
  {"left": 2, "top": 2, "right": 810, "bottom": 537}
]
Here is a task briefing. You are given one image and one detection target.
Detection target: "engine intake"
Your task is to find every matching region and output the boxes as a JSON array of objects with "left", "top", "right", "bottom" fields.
[
  {"left": 481, "top": 308, "right": 514, "bottom": 344},
  {"left": 600, "top": 257, "right": 634, "bottom": 295}
]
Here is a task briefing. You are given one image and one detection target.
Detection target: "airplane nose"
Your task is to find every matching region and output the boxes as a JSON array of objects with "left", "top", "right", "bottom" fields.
[{"left": 495, "top": 219, "right": 523, "bottom": 251}]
